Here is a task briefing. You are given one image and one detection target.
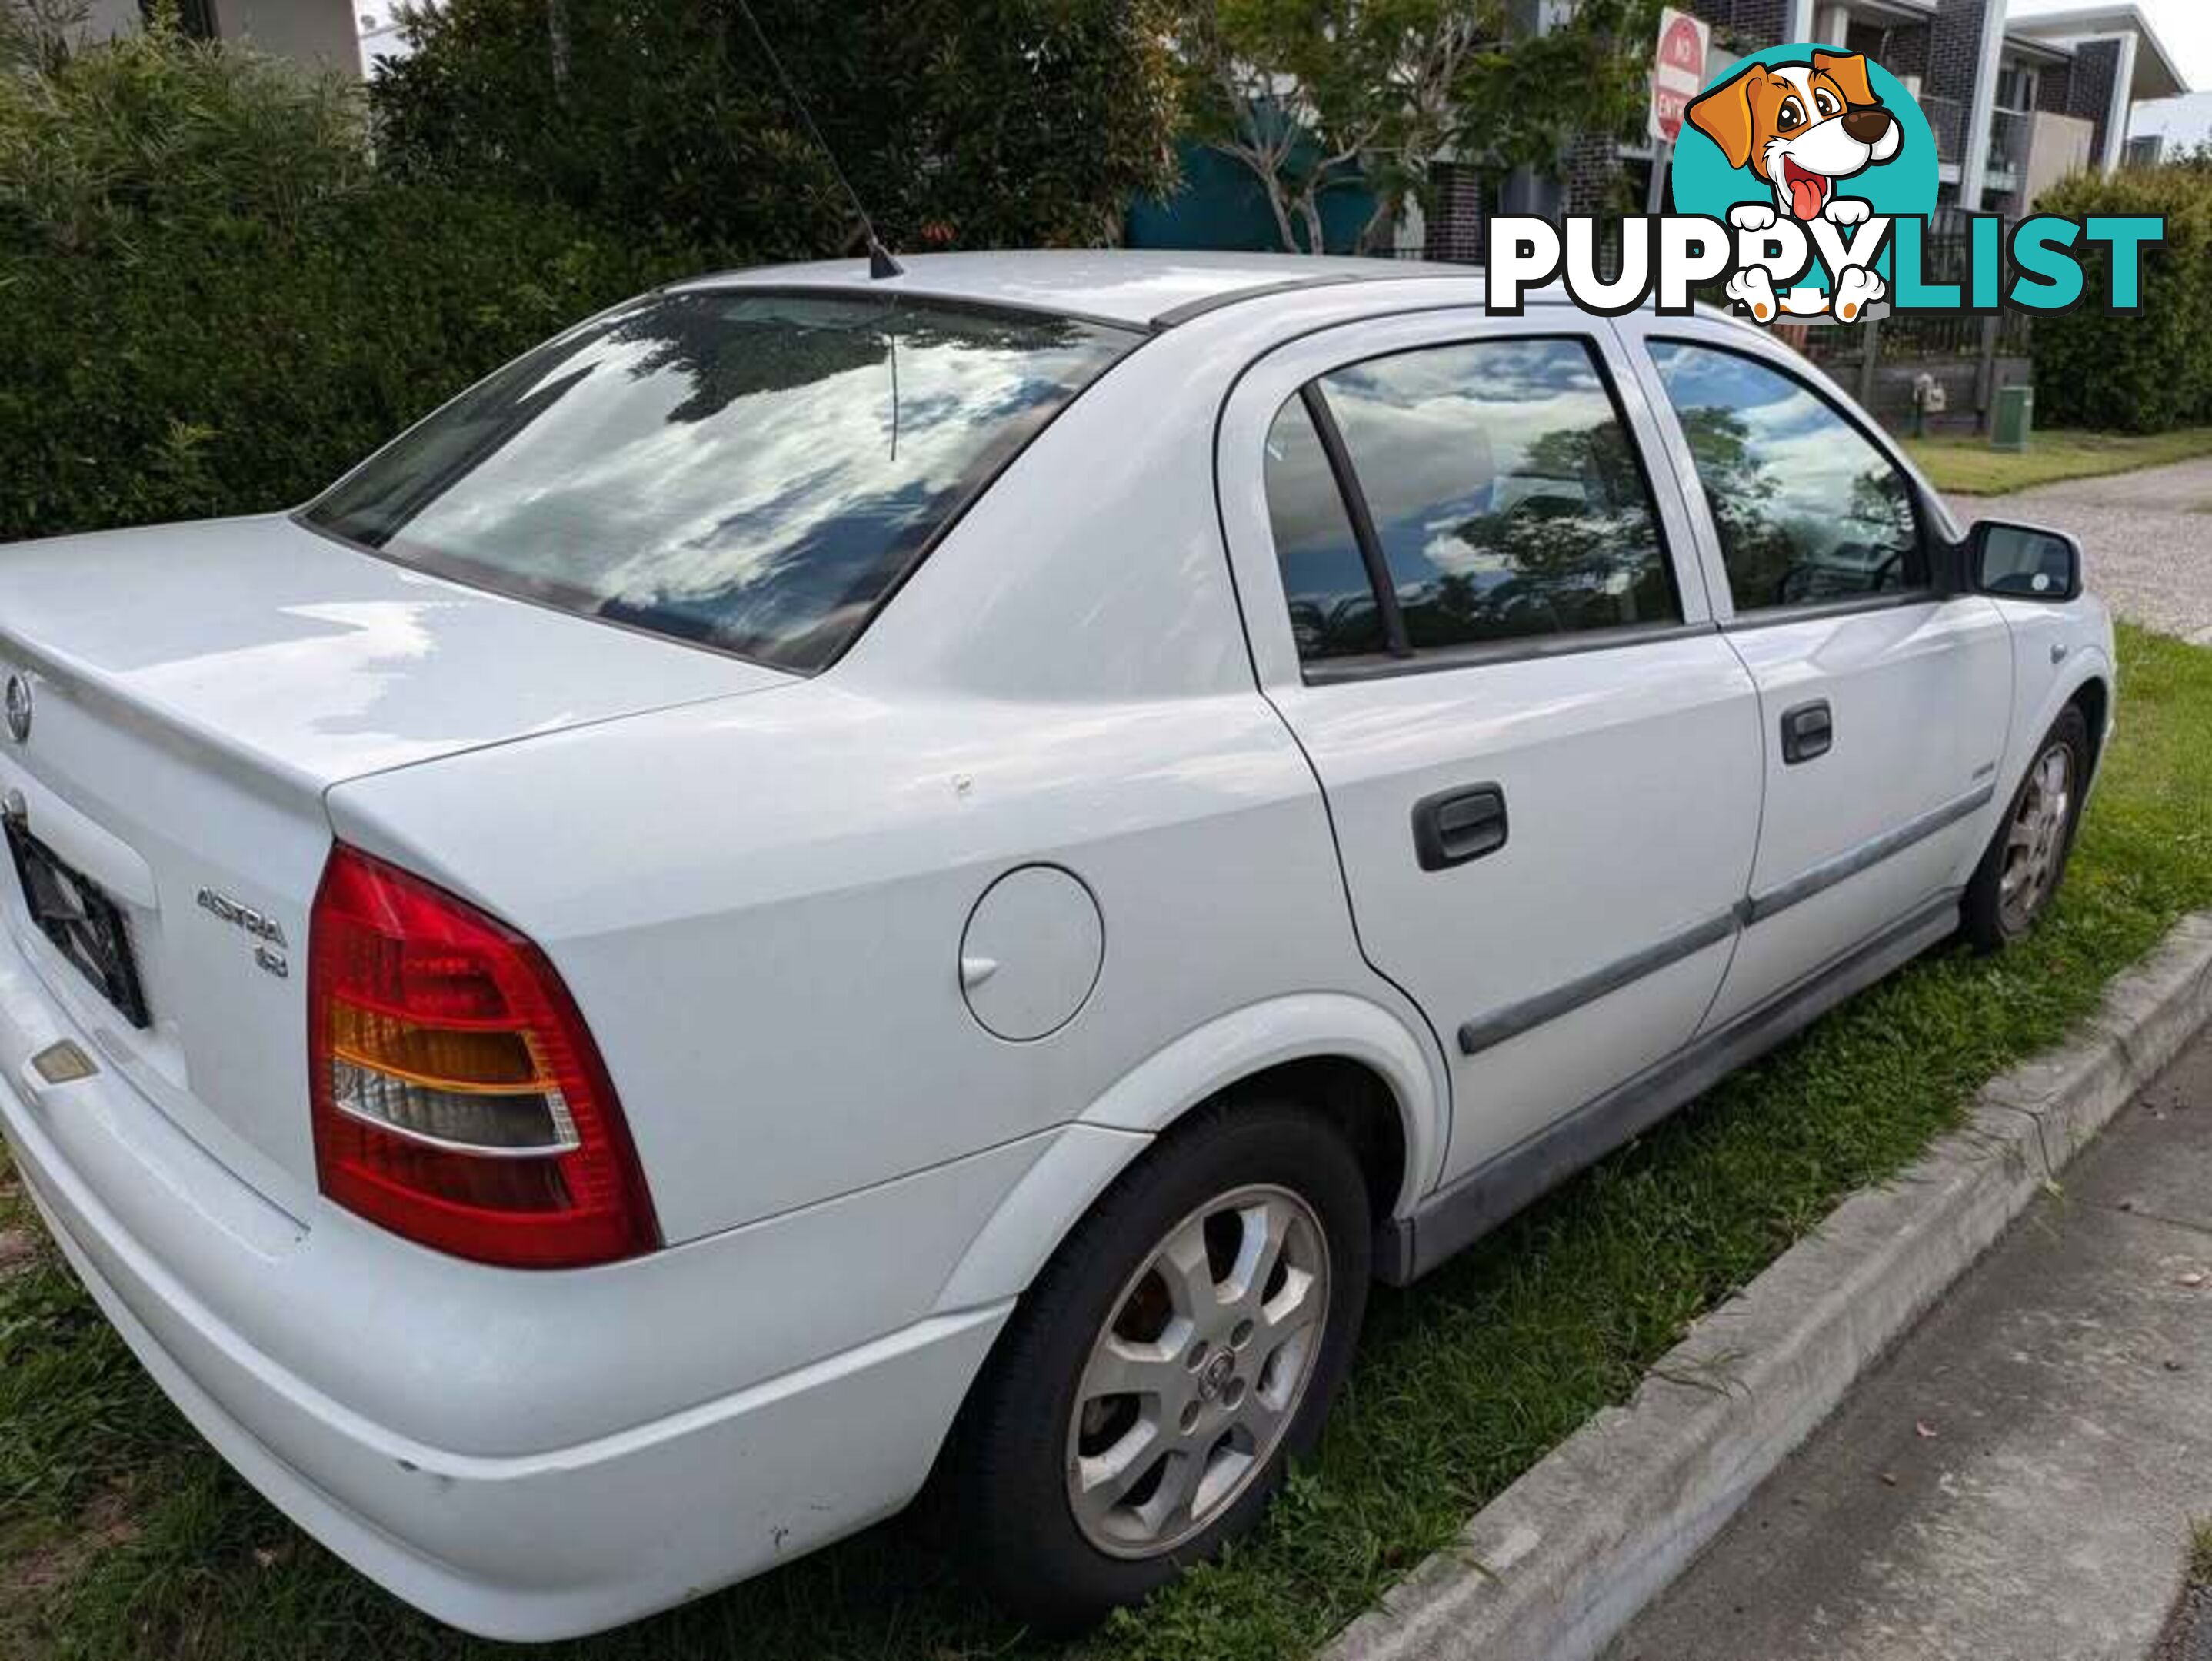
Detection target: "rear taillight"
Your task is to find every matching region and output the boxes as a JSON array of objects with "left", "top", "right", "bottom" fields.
[{"left": 308, "top": 845, "right": 658, "bottom": 1269}]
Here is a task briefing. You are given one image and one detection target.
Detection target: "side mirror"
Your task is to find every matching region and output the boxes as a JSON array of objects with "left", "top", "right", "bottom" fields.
[{"left": 1967, "top": 520, "right": 2081, "bottom": 603}]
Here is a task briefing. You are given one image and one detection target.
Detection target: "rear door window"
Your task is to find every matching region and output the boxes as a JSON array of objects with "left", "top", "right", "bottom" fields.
[
  {"left": 1259, "top": 337, "right": 1681, "bottom": 667},
  {"left": 305, "top": 291, "right": 1141, "bottom": 672}
]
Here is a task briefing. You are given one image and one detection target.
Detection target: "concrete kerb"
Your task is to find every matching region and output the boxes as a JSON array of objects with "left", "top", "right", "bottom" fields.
[{"left": 1321, "top": 912, "right": 2212, "bottom": 1661}]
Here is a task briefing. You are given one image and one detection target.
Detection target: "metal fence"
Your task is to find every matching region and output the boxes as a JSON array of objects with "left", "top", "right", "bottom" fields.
[
  {"left": 1800, "top": 306, "right": 2031, "bottom": 364},
  {"left": 1797, "top": 225, "right": 2031, "bottom": 364}
]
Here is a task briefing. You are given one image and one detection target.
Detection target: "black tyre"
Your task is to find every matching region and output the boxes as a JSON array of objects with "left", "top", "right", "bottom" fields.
[
  {"left": 948, "top": 1100, "right": 1371, "bottom": 1633},
  {"left": 1963, "top": 704, "right": 2090, "bottom": 952}
]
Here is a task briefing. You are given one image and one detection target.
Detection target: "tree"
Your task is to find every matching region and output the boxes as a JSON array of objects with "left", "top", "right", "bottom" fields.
[
  {"left": 1177, "top": 0, "right": 1662, "bottom": 255},
  {"left": 372, "top": 0, "right": 1183, "bottom": 260},
  {"left": 1177, "top": 0, "right": 1489, "bottom": 255},
  {"left": 1446, "top": 0, "right": 1661, "bottom": 195}
]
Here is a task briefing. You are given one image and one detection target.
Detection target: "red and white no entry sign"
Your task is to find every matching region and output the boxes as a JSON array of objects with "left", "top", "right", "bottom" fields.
[{"left": 1650, "top": 6, "right": 1711, "bottom": 146}]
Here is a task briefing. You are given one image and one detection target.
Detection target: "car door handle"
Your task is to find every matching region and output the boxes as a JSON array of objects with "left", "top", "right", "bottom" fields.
[
  {"left": 1781, "top": 699, "right": 1834, "bottom": 765},
  {"left": 1412, "top": 784, "right": 1508, "bottom": 871}
]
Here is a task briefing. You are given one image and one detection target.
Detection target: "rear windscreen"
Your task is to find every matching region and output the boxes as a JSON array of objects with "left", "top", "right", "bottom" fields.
[{"left": 303, "top": 291, "right": 1141, "bottom": 671}]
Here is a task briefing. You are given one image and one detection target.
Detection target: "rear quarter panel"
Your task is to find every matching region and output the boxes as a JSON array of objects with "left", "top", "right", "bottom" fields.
[{"left": 327, "top": 323, "right": 1447, "bottom": 1244}]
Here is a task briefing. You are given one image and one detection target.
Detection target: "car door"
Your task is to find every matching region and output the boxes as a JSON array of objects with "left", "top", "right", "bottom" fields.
[
  {"left": 1619, "top": 323, "right": 2014, "bottom": 1030},
  {"left": 1216, "top": 308, "right": 1764, "bottom": 1188}
]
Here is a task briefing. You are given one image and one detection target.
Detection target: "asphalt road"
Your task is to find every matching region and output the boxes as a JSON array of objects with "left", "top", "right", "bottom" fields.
[
  {"left": 1951, "top": 459, "right": 2212, "bottom": 645},
  {"left": 1608, "top": 1026, "right": 2212, "bottom": 1661}
]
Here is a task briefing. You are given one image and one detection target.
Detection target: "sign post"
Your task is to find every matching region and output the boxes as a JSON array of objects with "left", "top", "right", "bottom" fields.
[{"left": 1647, "top": 6, "right": 1711, "bottom": 213}]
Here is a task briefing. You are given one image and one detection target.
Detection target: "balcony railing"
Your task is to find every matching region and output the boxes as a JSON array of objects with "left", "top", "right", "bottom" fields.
[
  {"left": 1986, "top": 107, "right": 2030, "bottom": 181},
  {"left": 1920, "top": 94, "right": 1966, "bottom": 165},
  {"left": 1913, "top": 95, "right": 2034, "bottom": 183}
]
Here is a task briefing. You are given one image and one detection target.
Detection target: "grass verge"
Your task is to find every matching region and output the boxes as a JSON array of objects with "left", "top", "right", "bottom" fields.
[
  {"left": 2155, "top": 1519, "right": 2212, "bottom": 1661},
  {"left": 5, "top": 624, "right": 2212, "bottom": 1661},
  {"left": 1902, "top": 427, "right": 2212, "bottom": 495}
]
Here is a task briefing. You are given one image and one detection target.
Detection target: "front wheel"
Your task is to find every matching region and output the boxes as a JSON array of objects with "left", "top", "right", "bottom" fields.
[
  {"left": 1963, "top": 704, "right": 2090, "bottom": 950},
  {"left": 948, "top": 1100, "right": 1371, "bottom": 1632}
]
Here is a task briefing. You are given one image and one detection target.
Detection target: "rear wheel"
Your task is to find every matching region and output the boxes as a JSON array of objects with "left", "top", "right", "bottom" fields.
[
  {"left": 1964, "top": 704, "right": 2090, "bottom": 950},
  {"left": 949, "top": 1101, "right": 1371, "bottom": 1632}
]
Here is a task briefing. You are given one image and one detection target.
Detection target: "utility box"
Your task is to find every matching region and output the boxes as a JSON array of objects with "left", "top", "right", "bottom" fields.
[{"left": 1992, "top": 384, "right": 2034, "bottom": 453}]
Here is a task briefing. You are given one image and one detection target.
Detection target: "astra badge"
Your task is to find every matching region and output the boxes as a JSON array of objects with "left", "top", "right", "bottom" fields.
[{"left": 197, "top": 887, "right": 291, "bottom": 979}]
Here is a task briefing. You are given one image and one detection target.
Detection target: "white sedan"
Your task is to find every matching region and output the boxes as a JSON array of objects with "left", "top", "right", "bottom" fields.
[{"left": 0, "top": 251, "right": 2111, "bottom": 1639}]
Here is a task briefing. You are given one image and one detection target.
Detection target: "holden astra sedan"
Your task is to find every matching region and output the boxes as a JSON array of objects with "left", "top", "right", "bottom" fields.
[{"left": 0, "top": 252, "right": 2110, "bottom": 1639}]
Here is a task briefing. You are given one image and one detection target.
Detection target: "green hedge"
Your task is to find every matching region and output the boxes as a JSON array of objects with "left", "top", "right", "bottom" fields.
[
  {"left": 0, "top": 23, "right": 709, "bottom": 545},
  {"left": 2034, "top": 163, "right": 2212, "bottom": 432},
  {"left": 0, "top": 187, "right": 698, "bottom": 543}
]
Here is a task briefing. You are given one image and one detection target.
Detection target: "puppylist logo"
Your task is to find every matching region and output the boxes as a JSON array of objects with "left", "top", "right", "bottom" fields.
[
  {"left": 1680, "top": 46, "right": 1929, "bottom": 321},
  {"left": 1484, "top": 39, "right": 2165, "bottom": 325}
]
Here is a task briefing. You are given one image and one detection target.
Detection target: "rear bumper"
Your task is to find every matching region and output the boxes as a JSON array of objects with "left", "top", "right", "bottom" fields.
[{"left": 0, "top": 934, "right": 1012, "bottom": 1641}]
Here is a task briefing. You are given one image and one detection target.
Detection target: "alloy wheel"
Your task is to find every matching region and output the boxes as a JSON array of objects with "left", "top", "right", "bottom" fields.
[
  {"left": 1064, "top": 1183, "right": 1331, "bottom": 1559},
  {"left": 1999, "top": 741, "right": 2074, "bottom": 934}
]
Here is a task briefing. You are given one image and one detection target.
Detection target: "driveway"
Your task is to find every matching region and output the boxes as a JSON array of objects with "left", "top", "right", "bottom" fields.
[{"left": 1950, "top": 458, "right": 2212, "bottom": 644}]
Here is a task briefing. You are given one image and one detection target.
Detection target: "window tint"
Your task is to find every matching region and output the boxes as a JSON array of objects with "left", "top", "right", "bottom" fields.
[
  {"left": 305, "top": 291, "right": 1139, "bottom": 672},
  {"left": 1313, "top": 339, "right": 1677, "bottom": 653},
  {"left": 1650, "top": 342, "right": 1924, "bottom": 614},
  {"left": 1264, "top": 398, "right": 1387, "bottom": 661}
]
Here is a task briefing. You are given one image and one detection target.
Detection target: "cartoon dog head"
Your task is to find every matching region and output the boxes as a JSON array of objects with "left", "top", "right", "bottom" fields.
[{"left": 1686, "top": 52, "right": 1902, "bottom": 221}]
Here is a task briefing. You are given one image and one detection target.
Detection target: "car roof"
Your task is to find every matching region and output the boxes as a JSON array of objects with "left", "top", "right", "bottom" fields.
[{"left": 666, "top": 248, "right": 1537, "bottom": 331}]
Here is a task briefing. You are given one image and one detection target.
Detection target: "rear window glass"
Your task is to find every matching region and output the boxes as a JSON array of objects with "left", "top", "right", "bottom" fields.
[{"left": 304, "top": 291, "right": 1141, "bottom": 672}]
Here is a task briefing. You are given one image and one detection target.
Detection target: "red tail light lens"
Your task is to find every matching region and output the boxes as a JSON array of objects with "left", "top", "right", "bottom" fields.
[{"left": 308, "top": 845, "right": 659, "bottom": 1269}]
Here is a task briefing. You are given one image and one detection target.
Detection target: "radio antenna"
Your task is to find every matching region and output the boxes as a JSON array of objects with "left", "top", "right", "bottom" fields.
[{"left": 734, "top": 1, "right": 904, "bottom": 279}]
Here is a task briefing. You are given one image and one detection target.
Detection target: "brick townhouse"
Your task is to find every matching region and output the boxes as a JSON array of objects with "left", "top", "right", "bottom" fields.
[{"left": 1421, "top": 0, "right": 2185, "bottom": 259}]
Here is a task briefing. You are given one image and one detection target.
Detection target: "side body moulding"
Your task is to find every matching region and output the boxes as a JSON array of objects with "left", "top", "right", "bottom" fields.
[
  {"left": 1391, "top": 890, "right": 1961, "bottom": 1282},
  {"left": 1394, "top": 662, "right": 2112, "bottom": 1283}
]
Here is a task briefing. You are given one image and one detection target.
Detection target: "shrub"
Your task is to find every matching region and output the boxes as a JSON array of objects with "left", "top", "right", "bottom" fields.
[{"left": 2034, "top": 161, "right": 2212, "bottom": 432}]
